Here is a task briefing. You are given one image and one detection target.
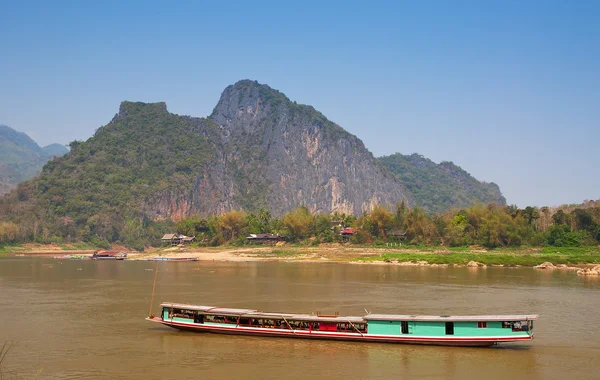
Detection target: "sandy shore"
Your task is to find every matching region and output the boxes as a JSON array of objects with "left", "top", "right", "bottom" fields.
[
  {"left": 5, "top": 244, "right": 599, "bottom": 272},
  {"left": 128, "top": 246, "right": 379, "bottom": 262}
]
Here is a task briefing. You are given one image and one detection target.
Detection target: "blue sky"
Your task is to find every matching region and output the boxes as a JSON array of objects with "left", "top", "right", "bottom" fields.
[{"left": 1, "top": 0, "right": 598, "bottom": 207}]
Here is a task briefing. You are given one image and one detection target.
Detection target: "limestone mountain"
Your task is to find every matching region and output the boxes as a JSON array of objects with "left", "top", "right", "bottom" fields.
[
  {"left": 148, "top": 80, "right": 412, "bottom": 219},
  {"left": 0, "top": 80, "right": 507, "bottom": 246},
  {"left": 0, "top": 125, "right": 68, "bottom": 195},
  {"left": 0, "top": 81, "right": 413, "bottom": 244},
  {"left": 379, "top": 153, "right": 506, "bottom": 214}
]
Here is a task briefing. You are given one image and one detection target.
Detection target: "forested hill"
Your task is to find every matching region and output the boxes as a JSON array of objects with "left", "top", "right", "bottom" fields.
[
  {"left": 379, "top": 153, "right": 506, "bottom": 214},
  {"left": 0, "top": 125, "right": 68, "bottom": 195},
  {"left": 0, "top": 81, "right": 413, "bottom": 246}
]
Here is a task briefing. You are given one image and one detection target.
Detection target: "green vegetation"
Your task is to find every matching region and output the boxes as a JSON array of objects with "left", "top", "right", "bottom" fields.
[
  {"left": 356, "top": 251, "right": 600, "bottom": 266},
  {"left": 247, "top": 249, "right": 303, "bottom": 258},
  {"left": 0, "top": 102, "right": 215, "bottom": 249},
  {"left": 147, "top": 201, "right": 600, "bottom": 254},
  {"left": 379, "top": 153, "right": 506, "bottom": 214}
]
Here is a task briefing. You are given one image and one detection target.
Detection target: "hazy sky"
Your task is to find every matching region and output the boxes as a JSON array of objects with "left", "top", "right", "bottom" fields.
[{"left": 1, "top": 0, "right": 598, "bottom": 207}]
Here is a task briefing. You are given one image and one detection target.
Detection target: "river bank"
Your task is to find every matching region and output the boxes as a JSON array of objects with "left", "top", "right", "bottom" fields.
[{"left": 3, "top": 243, "right": 600, "bottom": 270}]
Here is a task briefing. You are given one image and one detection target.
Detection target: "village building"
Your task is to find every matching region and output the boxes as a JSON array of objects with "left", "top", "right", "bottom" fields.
[
  {"left": 246, "top": 233, "right": 283, "bottom": 244},
  {"left": 161, "top": 234, "right": 196, "bottom": 246},
  {"left": 339, "top": 227, "right": 356, "bottom": 237}
]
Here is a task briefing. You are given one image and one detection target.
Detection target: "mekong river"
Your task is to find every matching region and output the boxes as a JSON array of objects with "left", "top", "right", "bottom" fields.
[{"left": 1, "top": 257, "right": 598, "bottom": 379}]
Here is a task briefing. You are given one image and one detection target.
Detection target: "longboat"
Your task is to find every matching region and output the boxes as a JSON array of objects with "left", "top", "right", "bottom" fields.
[
  {"left": 148, "top": 257, "right": 200, "bottom": 262},
  {"left": 91, "top": 251, "right": 127, "bottom": 260},
  {"left": 146, "top": 303, "right": 538, "bottom": 347}
]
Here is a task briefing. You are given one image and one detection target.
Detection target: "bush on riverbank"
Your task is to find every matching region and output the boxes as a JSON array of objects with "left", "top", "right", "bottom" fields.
[{"left": 356, "top": 250, "right": 600, "bottom": 266}]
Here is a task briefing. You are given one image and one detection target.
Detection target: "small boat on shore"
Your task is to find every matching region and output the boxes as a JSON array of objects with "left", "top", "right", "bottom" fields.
[
  {"left": 146, "top": 303, "right": 538, "bottom": 347},
  {"left": 53, "top": 254, "right": 90, "bottom": 260},
  {"left": 92, "top": 251, "right": 127, "bottom": 260},
  {"left": 148, "top": 257, "right": 199, "bottom": 262}
]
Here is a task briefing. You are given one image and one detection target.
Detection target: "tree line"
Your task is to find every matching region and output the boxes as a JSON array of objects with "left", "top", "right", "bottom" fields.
[{"left": 1, "top": 200, "right": 599, "bottom": 251}]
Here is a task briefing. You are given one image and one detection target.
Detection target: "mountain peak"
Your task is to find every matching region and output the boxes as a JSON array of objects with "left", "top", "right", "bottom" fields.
[
  {"left": 0, "top": 124, "right": 43, "bottom": 154},
  {"left": 211, "top": 80, "right": 289, "bottom": 123},
  {"left": 117, "top": 101, "right": 168, "bottom": 118}
]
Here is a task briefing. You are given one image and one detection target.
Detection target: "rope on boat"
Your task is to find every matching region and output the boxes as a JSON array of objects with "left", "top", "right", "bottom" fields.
[
  {"left": 347, "top": 319, "right": 364, "bottom": 337},
  {"left": 148, "top": 260, "right": 159, "bottom": 317}
]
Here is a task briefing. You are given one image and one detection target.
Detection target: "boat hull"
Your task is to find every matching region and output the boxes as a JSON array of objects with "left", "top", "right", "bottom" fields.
[{"left": 146, "top": 318, "right": 531, "bottom": 347}]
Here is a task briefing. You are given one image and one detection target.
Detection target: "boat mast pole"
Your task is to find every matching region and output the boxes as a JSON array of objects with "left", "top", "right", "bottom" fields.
[
  {"left": 148, "top": 260, "right": 159, "bottom": 317},
  {"left": 281, "top": 315, "right": 296, "bottom": 335},
  {"left": 347, "top": 320, "right": 364, "bottom": 337}
]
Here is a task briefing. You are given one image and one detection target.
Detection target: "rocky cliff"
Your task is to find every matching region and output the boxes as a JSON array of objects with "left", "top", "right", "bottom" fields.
[
  {"left": 2, "top": 80, "right": 414, "bottom": 238},
  {"left": 147, "top": 80, "right": 412, "bottom": 218},
  {"left": 0, "top": 80, "right": 509, "bottom": 245}
]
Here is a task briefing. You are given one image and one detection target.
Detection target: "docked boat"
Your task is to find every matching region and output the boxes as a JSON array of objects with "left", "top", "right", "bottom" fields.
[
  {"left": 146, "top": 303, "right": 538, "bottom": 347},
  {"left": 53, "top": 254, "right": 89, "bottom": 260},
  {"left": 148, "top": 257, "right": 199, "bottom": 262},
  {"left": 91, "top": 251, "right": 127, "bottom": 260}
]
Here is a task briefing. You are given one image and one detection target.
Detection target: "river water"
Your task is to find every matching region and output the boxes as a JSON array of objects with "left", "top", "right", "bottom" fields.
[{"left": 0, "top": 257, "right": 599, "bottom": 379}]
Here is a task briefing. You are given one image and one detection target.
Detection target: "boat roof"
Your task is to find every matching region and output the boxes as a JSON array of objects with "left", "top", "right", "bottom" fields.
[
  {"left": 160, "top": 303, "right": 362, "bottom": 322},
  {"left": 160, "top": 303, "right": 538, "bottom": 322},
  {"left": 364, "top": 314, "right": 539, "bottom": 322},
  {"left": 277, "top": 315, "right": 365, "bottom": 323}
]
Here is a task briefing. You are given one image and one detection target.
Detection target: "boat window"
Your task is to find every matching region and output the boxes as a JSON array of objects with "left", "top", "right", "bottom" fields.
[
  {"left": 445, "top": 322, "right": 454, "bottom": 335},
  {"left": 171, "top": 308, "right": 194, "bottom": 319},
  {"left": 502, "top": 321, "right": 530, "bottom": 332},
  {"left": 401, "top": 321, "right": 409, "bottom": 334},
  {"left": 205, "top": 315, "right": 237, "bottom": 324},
  {"left": 477, "top": 322, "right": 487, "bottom": 328},
  {"left": 335, "top": 323, "right": 366, "bottom": 333}
]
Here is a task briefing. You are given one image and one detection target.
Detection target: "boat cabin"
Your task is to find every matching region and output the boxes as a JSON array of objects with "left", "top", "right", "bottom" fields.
[
  {"left": 160, "top": 304, "right": 368, "bottom": 333},
  {"left": 364, "top": 314, "right": 535, "bottom": 338}
]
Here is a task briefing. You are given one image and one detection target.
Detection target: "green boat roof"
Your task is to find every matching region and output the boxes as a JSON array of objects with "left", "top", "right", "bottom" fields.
[{"left": 364, "top": 314, "right": 539, "bottom": 322}]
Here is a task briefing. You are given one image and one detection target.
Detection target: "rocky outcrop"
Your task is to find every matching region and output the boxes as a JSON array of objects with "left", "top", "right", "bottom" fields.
[
  {"left": 467, "top": 260, "right": 487, "bottom": 268},
  {"left": 534, "top": 262, "right": 556, "bottom": 269},
  {"left": 196, "top": 80, "right": 413, "bottom": 216},
  {"left": 577, "top": 266, "right": 600, "bottom": 276},
  {"left": 534, "top": 262, "right": 579, "bottom": 271}
]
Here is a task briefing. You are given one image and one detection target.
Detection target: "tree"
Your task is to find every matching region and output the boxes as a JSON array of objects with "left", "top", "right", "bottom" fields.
[
  {"left": 246, "top": 208, "right": 272, "bottom": 233},
  {"left": 537, "top": 206, "right": 551, "bottom": 232},
  {"left": 523, "top": 206, "right": 540, "bottom": 229},
  {"left": 395, "top": 200, "right": 408, "bottom": 226},
  {"left": 218, "top": 211, "right": 248, "bottom": 241},
  {"left": 404, "top": 206, "right": 437, "bottom": 244},
  {"left": 282, "top": 206, "right": 314, "bottom": 241},
  {"left": 314, "top": 214, "right": 335, "bottom": 242},
  {"left": 444, "top": 214, "right": 471, "bottom": 246},
  {"left": 477, "top": 205, "right": 512, "bottom": 248},
  {"left": 176, "top": 215, "right": 209, "bottom": 237},
  {"left": 553, "top": 210, "right": 568, "bottom": 225},
  {"left": 546, "top": 225, "right": 581, "bottom": 247},
  {"left": 572, "top": 209, "right": 594, "bottom": 231},
  {"left": 369, "top": 205, "right": 394, "bottom": 238},
  {"left": 0, "top": 222, "right": 19, "bottom": 243}
]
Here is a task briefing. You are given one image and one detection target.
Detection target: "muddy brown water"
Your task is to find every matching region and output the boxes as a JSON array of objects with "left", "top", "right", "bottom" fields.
[{"left": 0, "top": 257, "right": 599, "bottom": 379}]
